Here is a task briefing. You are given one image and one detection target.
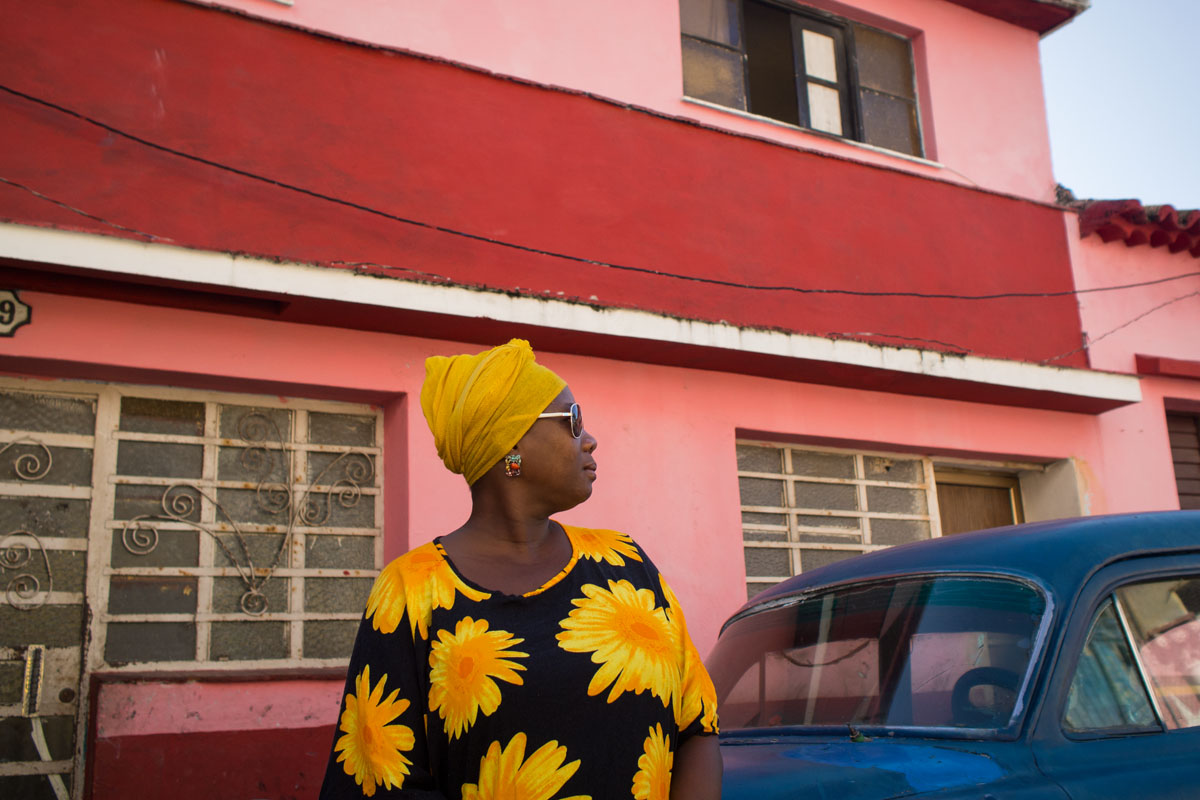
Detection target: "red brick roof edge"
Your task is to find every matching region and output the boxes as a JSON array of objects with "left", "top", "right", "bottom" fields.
[{"left": 1072, "top": 199, "right": 1200, "bottom": 259}]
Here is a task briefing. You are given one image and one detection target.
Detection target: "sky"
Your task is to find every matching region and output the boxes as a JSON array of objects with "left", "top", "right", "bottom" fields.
[{"left": 1039, "top": 0, "right": 1200, "bottom": 209}]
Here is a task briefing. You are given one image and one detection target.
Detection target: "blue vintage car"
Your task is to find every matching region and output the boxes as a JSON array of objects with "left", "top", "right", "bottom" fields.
[{"left": 710, "top": 511, "right": 1200, "bottom": 799}]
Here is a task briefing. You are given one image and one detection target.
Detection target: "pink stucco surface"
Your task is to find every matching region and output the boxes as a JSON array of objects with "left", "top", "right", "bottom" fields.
[
  {"left": 194, "top": 0, "right": 1056, "bottom": 200},
  {"left": 95, "top": 679, "right": 343, "bottom": 737},
  {"left": 1, "top": 287, "right": 1129, "bottom": 652},
  {"left": 1066, "top": 213, "right": 1200, "bottom": 512}
]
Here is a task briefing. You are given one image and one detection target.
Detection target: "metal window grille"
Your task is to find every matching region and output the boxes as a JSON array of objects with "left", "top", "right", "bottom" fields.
[
  {"left": 1, "top": 379, "right": 384, "bottom": 798},
  {"left": 737, "top": 440, "right": 940, "bottom": 599}
]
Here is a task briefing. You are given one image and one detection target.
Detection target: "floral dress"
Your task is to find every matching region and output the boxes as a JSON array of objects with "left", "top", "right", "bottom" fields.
[{"left": 319, "top": 524, "right": 720, "bottom": 799}]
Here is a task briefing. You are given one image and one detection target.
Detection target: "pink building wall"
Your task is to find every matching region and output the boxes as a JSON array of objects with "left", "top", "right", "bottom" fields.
[
  {"left": 1066, "top": 213, "right": 1200, "bottom": 512},
  {"left": 197, "top": 0, "right": 1056, "bottom": 200},
  {"left": 2, "top": 286, "right": 1124, "bottom": 653}
]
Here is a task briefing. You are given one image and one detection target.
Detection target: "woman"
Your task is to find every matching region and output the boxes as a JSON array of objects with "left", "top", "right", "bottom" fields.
[{"left": 320, "top": 339, "right": 721, "bottom": 799}]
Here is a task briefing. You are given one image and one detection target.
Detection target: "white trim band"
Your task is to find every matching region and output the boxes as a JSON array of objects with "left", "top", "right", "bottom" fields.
[{"left": 0, "top": 223, "right": 1142, "bottom": 406}]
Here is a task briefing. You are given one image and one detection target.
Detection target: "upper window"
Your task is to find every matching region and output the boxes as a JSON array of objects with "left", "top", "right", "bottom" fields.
[{"left": 680, "top": 0, "right": 923, "bottom": 157}]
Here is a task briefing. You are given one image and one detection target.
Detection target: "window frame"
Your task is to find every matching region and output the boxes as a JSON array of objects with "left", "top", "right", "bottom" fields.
[
  {"left": 736, "top": 439, "right": 1037, "bottom": 597},
  {"left": 680, "top": 0, "right": 924, "bottom": 156}
]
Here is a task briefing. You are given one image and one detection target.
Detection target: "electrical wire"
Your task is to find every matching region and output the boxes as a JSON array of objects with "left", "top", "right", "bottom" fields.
[
  {"left": 1041, "top": 289, "right": 1200, "bottom": 364},
  {"left": 0, "top": 176, "right": 169, "bottom": 241},
  {"left": 5, "top": 170, "right": 1196, "bottom": 365},
  {"left": 4, "top": 82, "right": 1200, "bottom": 302}
]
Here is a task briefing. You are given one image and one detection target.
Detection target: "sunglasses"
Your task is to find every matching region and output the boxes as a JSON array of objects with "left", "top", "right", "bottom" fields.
[{"left": 536, "top": 403, "right": 583, "bottom": 439}]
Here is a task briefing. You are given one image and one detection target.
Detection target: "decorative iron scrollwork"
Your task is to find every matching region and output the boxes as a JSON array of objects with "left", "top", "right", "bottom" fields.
[
  {"left": 1, "top": 530, "right": 53, "bottom": 611},
  {"left": 117, "top": 410, "right": 373, "bottom": 616},
  {"left": 0, "top": 437, "right": 53, "bottom": 481}
]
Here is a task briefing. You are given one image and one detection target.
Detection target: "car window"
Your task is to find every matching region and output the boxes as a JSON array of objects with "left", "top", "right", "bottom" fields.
[
  {"left": 1115, "top": 576, "right": 1200, "bottom": 729},
  {"left": 1063, "top": 599, "right": 1157, "bottom": 734},
  {"left": 708, "top": 576, "right": 1046, "bottom": 732}
]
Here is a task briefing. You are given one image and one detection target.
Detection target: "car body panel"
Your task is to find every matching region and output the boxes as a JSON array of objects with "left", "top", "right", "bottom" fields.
[{"left": 715, "top": 511, "right": 1200, "bottom": 800}]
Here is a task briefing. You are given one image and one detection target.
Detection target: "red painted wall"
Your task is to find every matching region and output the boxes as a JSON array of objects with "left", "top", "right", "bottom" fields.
[
  {"left": 90, "top": 726, "right": 333, "bottom": 800},
  {"left": 0, "top": 0, "right": 1086, "bottom": 367}
]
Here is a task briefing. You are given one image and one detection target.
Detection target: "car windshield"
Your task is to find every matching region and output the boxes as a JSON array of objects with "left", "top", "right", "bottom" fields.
[{"left": 709, "top": 575, "right": 1048, "bottom": 733}]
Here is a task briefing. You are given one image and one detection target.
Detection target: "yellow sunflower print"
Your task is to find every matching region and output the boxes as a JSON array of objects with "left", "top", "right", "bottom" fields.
[
  {"left": 556, "top": 579, "right": 680, "bottom": 706},
  {"left": 566, "top": 526, "right": 642, "bottom": 566},
  {"left": 334, "top": 665, "right": 415, "bottom": 797},
  {"left": 429, "top": 616, "right": 530, "bottom": 739},
  {"left": 631, "top": 724, "right": 673, "bottom": 800},
  {"left": 661, "top": 575, "right": 720, "bottom": 733},
  {"left": 365, "top": 543, "right": 490, "bottom": 639},
  {"left": 460, "top": 732, "right": 591, "bottom": 800}
]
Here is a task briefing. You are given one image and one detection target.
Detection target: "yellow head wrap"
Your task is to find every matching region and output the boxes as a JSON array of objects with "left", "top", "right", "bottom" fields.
[{"left": 420, "top": 339, "right": 567, "bottom": 485}]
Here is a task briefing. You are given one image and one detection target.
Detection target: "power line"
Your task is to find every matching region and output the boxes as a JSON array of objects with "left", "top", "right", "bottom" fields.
[
  {"left": 4, "top": 83, "right": 1199, "bottom": 302},
  {"left": 1042, "top": 290, "right": 1200, "bottom": 364}
]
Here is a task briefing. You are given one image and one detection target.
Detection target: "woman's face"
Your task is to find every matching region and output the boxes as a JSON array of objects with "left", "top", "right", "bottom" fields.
[{"left": 515, "top": 386, "right": 598, "bottom": 511}]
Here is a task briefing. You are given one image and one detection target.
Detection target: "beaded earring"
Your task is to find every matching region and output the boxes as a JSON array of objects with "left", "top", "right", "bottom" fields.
[{"left": 504, "top": 453, "right": 522, "bottom": 478}]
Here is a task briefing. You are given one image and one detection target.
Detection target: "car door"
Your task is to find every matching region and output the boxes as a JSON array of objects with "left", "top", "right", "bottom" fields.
[{"left": 1031, "top": 554, "right": 1200, "bottom": 799}]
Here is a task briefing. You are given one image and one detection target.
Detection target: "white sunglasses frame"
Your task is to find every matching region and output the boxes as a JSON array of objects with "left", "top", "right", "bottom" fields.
[{"left": 536, "top": 403, "right": 583, "bottom": 438}]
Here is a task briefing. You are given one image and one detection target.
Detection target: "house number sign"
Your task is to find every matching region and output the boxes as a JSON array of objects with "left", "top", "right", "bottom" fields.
[{"left": 0, "top": 290, "right": 31, "bottom": 336}]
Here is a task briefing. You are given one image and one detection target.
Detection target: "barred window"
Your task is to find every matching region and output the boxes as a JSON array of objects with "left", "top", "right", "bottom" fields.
[
  {"left": 737, "top": 441, "right": 1024, "bottom": 598},
  {"left": 2, "top": 383, "right": 383, "bottom": 674}
]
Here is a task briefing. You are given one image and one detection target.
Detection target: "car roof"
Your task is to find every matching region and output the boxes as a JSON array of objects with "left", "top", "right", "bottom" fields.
[{"left": 733, "top": 511, "right": 1200, "bottom": 622}]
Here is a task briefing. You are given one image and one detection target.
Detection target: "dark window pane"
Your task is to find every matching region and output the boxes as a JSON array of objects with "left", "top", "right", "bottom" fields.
[
  {"left": 308, "top": 452, "right": 377, "bottom": 487},
  {"left": 306, "top": 578, "right": 374, "bottom": 614},
  {"left": 210, "top": 621, "right": 289, "bottom": 661},
  {"left": 0, "top": 604, "right": 84, "bottom": 648},
  {"left": 866, "top": 485, "right": 927, "bottom": 514},
  {"left": 853, "top": 24, "right": 914, "bottom": 98},
  {"left": 0, "top": 445, "right": 90, "bottom": 486},
  {"left": 744, "top": 530, "right": 787, "bottom": 542},
  {"left": 212, "top": 577, "right": 288, "bottom": 614},
  {"left": 742, "top": 511, "right": 786, "bottom": 526},
  {"left": 220, "top": 406, "right": 292, "bottom": 443},
  {"left": 211, "top": 532, "right": 288, "bottom": 571},
  {"left": 796, "top": 514, "right": 859, "bottom": 531},
  {"left": 745, "top": 547, "right": 790, "bottom": 577},
  {"left": 790, "top": 451, "right": 856, "bottom": 479},
  {"left": 105, "top": 622, "right": 195, "bottom": 664},
  {"left": 737, "top": 444, "right": 782, "bottom": 474},
  {"left": 794, "top": 481, "right": 858, "bottom": 511},
  {"left": 799, "top": 548, "right": 858, "bottom": 572},
  {"left": 747, "top": 582, "right": 775, "bottom": 600},
  {"left": 217, "top": 446, "right": 290, "bottom": 483},
  {"left": 0, "top": 391, "right": 95, "bottom": 435},
  {"left": 0, "top": 662, "right": 23, "bottom": 705},
  {"left": 860, "top": 90, "right": 920, "bottom": 156},
  {"left": 306, "top": 534, "right": 375, "bottom": 569},
  {"left": 113, "top": 484, "right": 201, "bottom": 523},
  {"left": 108, "top": 576, "right": 197, "bottom": 614},
  {"left": 0, "top": 715, "right": 75, "bottom": 763},
  {"left": 744, "top": 0, "right": 799, "bottom": 124},
  {"left": 0, "top": 496, "right": 90, "bottom": 537},
  {"left": 110, "top": 529, "right": 199, "bottom": 568},
  {"left": 680, "top": 0, "right": 740, "bottom": 46},
  {"left": 214, "top": 488, "right": 292, "bottom": 526},
  {"left": 863, "top": 456, "right": 922, "bottom": 483},
  {"left": 871, "top": 518, "right": 931, "bottom": 545},
  {"left": 304, "top": 620, "right": 358, "bottom": 660},
  {"left": 119, "top": 397, "right": 204, "bottom": 436},
  {"left": 117, "top": 441, "right": 203, "bottom": 479},
  {"left": 739, "top": 477, "right": 784, "bottom": 507},
  {"left": 309, "top": 413, "right": 377, "bottom": 447},
  {"left": 682, "top": 36, "right": 747, "bottom": 110}
]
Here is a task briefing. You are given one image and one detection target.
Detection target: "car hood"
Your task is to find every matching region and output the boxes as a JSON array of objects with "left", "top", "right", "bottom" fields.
[{"left": 720, "top": 733, "right": 1011, "bottom": 800}]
